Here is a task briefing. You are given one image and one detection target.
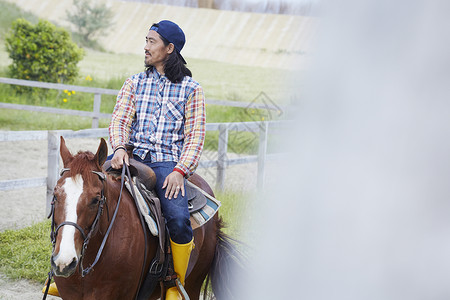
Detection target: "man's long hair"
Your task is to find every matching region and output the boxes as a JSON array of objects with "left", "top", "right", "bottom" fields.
[{"left": 145, "top": 24, "right": 192, "bottom": 83}]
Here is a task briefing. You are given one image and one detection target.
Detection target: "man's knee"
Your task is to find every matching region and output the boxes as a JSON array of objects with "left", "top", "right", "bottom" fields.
[{"left": 167, "top": 216, "right": 192, "bottom": 244}]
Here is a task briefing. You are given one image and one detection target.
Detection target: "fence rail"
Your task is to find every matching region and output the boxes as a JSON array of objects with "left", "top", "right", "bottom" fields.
[
  {"left": 0, "top": 77, "right": 282, "bottom": 129},
  {"left": 0, "top": 121, "right": 287, "bottom": 215}
]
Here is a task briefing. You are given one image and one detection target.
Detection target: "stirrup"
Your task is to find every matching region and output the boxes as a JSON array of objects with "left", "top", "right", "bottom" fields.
[{"left": 175, "top": 278, "right": 190, "bottom": 300}]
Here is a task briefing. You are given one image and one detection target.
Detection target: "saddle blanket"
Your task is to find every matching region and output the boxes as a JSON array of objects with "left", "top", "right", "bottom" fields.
[{"left": 125, "top": 179, "right": 221, "bottom": 236}]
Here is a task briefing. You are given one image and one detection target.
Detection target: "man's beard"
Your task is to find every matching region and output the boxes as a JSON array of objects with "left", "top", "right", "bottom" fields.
[{"left": 145, "top": 56, "right": 151, "bottom": 69}]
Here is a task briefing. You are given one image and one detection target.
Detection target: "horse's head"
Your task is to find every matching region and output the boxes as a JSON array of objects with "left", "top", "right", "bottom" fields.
[{"left": 50, "top": 137, "right": 108, "bottom": 277}]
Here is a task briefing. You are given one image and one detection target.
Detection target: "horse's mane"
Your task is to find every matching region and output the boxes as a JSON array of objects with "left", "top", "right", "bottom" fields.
[{"left": 68, "top": 151, "right": 98, "bottom": 185}]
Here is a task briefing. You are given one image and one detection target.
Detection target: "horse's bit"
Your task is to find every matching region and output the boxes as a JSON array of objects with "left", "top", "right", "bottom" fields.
[
  {"left": 49, "top": 167, "right": 110, "bottom": 277},
  {"left": 44, "top": 164, "right": 146, "bottom": 300}
]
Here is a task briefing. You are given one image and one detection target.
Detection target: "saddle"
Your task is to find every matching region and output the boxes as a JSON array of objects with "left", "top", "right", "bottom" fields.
[
  {"left": 102, "top": 159, "right": 208, "bottom": 215},
  {"left": 102, "top": 158, "right": 218, "bottom": 300}
]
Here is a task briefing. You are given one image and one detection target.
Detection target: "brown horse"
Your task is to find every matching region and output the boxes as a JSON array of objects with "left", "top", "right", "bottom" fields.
[{"left": 48, "top": 137, "right": 243, "bottom": 300}]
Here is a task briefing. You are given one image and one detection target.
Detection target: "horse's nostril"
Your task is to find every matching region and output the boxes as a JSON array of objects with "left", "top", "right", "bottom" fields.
[{"left": 68, "top": 257, "right": 78, "bottom": 270}]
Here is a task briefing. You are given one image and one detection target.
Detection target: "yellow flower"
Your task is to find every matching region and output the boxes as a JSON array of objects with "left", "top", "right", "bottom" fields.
[
  {"left": 261, "top": 117, "right": 265, "bottom": 121},
  {"left": 72, "top": 90, "right": 76, "bottom": 94},
  {"left": 67, "top": 92, "right": 71, "bottom": 96},
  {"left": 63, "top": 98, "right": 68, "bottom": 102},
  {"left": 85, "top": 75, "right": 92, "bottom": 81},
  {"left": 63, "top": 89, "right": 68, "bottom": 94}
]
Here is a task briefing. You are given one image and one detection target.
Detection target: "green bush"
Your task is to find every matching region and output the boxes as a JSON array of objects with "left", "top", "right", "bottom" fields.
[{"left": 5, "top": 18, "right": 84, "bottom": 85}]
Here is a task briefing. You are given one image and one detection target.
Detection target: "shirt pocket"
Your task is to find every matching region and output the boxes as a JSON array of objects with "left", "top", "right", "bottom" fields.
[{"left": 165, "top": 100, "right": 185, "bottom": 121}]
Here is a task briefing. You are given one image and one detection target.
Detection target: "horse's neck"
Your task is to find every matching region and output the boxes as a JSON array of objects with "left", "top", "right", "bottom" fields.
[
  {"left": 83, "top": 178, "right": 129, "bottom": 259},
  {"left": 98, "top": 177, "right": 142, "bottom": 237},
  {"left": 99, "top": 178, "right": 121, "bottom": 231}
]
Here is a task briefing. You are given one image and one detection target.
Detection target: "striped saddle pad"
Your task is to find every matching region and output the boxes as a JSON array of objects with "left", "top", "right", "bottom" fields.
[{"left": 185, "top": 180, "right": 221, "bottom": 230}]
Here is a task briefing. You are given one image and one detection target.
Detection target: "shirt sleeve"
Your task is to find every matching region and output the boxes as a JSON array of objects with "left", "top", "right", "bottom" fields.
[
  {"left": 174, "top": 86, "right": 206, "bottom": 177},
  {"left": 109, "top": 78, "right": 136, "bottom": 151}
]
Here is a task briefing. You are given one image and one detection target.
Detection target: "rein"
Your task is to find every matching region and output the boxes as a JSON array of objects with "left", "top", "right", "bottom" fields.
[
  {"left": 43, "top": 163, "right": 148, "bottom": 300},
  {"left": 49, "top": 167, "right": 111, "bottom": 277},
  {"left": 43, "top": 165, "right": 124, "bottom": 300},
  {"left": 79, "top": 165, "right": 125, "bottom": 277}
]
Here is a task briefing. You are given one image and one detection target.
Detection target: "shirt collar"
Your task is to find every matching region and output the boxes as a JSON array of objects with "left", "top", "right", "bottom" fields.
[{"left": 151, "top": 68, "right": 167, "bottom": 81}]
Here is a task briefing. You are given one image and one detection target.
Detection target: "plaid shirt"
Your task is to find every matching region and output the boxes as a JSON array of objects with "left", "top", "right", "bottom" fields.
[{"left": 109, "top": 68, "right": 206, "bottom": 177}]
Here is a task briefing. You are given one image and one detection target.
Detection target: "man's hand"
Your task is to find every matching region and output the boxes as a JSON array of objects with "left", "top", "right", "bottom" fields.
[
  {"left": 163, "top": 171, "right": 185, "bottom": 200},
  {"left": 111, "top": 148, "right": 129, "bottom": 169}
]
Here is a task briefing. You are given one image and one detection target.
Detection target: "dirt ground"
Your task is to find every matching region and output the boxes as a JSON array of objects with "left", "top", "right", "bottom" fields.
[
  {"left": 0, "top": 139, "right": 110, "bottom": 231},
  {"left": 0, "top": 137, "right": 260, "bottom": 298},
  {"left": 0, "top": 273, "right": 59, "bottom": 300}
]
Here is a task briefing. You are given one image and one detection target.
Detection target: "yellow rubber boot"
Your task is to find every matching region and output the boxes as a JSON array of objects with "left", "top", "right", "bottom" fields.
[
  {"left": 166, "top": 238, "right": 194, "bottom": 300},
  {"left": 42, "top": 281, "right": 60, "bottom": 297}
]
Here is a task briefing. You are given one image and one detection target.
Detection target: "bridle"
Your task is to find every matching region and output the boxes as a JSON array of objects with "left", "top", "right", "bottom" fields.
[
  {"left": 44, "top": 164, "right": 147, "bottom": 300},
  {"left": 49, "top": 167, "right": 109, "bottom": 277}
]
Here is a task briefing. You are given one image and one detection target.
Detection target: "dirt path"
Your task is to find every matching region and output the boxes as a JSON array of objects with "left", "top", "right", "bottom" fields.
[{"left": 0, "top": 273, "right": 59, "bottom": 300}]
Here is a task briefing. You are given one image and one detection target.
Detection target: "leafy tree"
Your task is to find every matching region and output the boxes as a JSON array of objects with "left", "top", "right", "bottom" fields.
[
  {"left": 67, "top": 0, "right": 114, "bottom": 44},
  {"left": 5, "top": 18, "right": 84, "bottom": 84}
]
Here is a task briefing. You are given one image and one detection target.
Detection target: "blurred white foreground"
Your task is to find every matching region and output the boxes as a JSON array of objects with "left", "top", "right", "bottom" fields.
[{"left": 240, "top": 0, "right": 450, "bottom": 299}]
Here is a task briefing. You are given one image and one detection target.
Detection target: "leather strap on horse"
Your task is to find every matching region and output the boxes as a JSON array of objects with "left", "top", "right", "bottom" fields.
[
  {"left": 83, "top": 164, "right": 149, "bottom": 300},
  {"left": 80, "top": 165, "right": 127, "bottom": 277},
  {"left": 44, "top": 164, "right": 150, "bottom": 299},
  {"left": 137, "top": 224, "right": 173, "bottom": 300},
  {"left": 125, "top": 164, "right": 149, "bottom": 300},
  {"left": 41, "top": 270, "right": 54, "bottom": 300},
  {"left": 136, "top": 182, "right": 166, "bottom": 264}
]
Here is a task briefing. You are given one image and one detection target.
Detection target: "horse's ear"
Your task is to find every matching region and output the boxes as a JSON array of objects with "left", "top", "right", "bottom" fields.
[
  {"left": 60, "top": 136, "right": 73, "bottom": 167},
  {"left": 95, "top": 138, "right": 108, "bottom": 167}
]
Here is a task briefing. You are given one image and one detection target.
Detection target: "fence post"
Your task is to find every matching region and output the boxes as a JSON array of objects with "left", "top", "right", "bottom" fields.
[
  {"left": 216, "top": 124, "right": 228, "bottom": 192},
  {"left": 47, "top": 131, "right": 60, "bottom": 216},
  {"left": 257, "top": 122, "right": 268, "bottom": 189},
  {"left": 92, "top": 93, "right": 101, "bottom": 128}
]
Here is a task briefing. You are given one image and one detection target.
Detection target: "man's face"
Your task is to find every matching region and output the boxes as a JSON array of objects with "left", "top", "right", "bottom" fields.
[{"left": 144, "top": 30, "right": 172, "bottom": 71}]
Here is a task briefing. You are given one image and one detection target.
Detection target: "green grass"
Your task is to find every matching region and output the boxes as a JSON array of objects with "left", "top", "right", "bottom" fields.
[
  {"left": 214, "top": 190, "right": 252, "bottom": 238},
  {"left": 0, "top": 0, "right": 295, "bottom": 132},
  {"left": 0, "top": 0, "right": 299, "bottom": 106},
  {"left": 0, "top": 220, "right": 52, "bottom": 282},
  {"left": 0, "top": 191, "right": 250, "bottom": 283},
  {"left": 0, "top": 48, "right": 289, "bottom": 133},
  {"left": 75, "top": 49, "right": 296, "bottom": 105},
  {"left": 0, "top": 109, "right": 110, "bottom": 130},
  {"left": 76, "top": 49, "right": 297, "bottom": 104}
]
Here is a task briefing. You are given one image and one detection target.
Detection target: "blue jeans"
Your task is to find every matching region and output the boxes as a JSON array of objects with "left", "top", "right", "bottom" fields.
[{"left": 107, "top": 154, "right": 193, "bottom": 244}]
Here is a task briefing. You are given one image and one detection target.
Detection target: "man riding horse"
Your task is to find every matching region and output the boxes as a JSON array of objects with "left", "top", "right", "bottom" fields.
[{"left": 46, "top": 20, "right": 206, "bottom": 300}]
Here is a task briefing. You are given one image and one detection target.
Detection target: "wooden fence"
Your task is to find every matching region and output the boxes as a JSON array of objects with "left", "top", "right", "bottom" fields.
[
  {"left": 0, "top": 121, "right": 286, "bottom": 215},
  {"left": 0, "top": 77, "right": 282, "bottom": 128},
  {"left": 0, "top": 77, "right": 286, "bottom": 215}
]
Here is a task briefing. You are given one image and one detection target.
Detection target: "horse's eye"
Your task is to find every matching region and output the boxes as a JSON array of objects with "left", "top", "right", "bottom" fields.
[{"left": 90, "top": 197, "right": 99, "bottom": 206}]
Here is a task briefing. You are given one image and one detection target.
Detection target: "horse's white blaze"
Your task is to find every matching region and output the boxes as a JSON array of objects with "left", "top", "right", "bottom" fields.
[{"left": 54, "top": 175, "right": 83, "bottom": 271}]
